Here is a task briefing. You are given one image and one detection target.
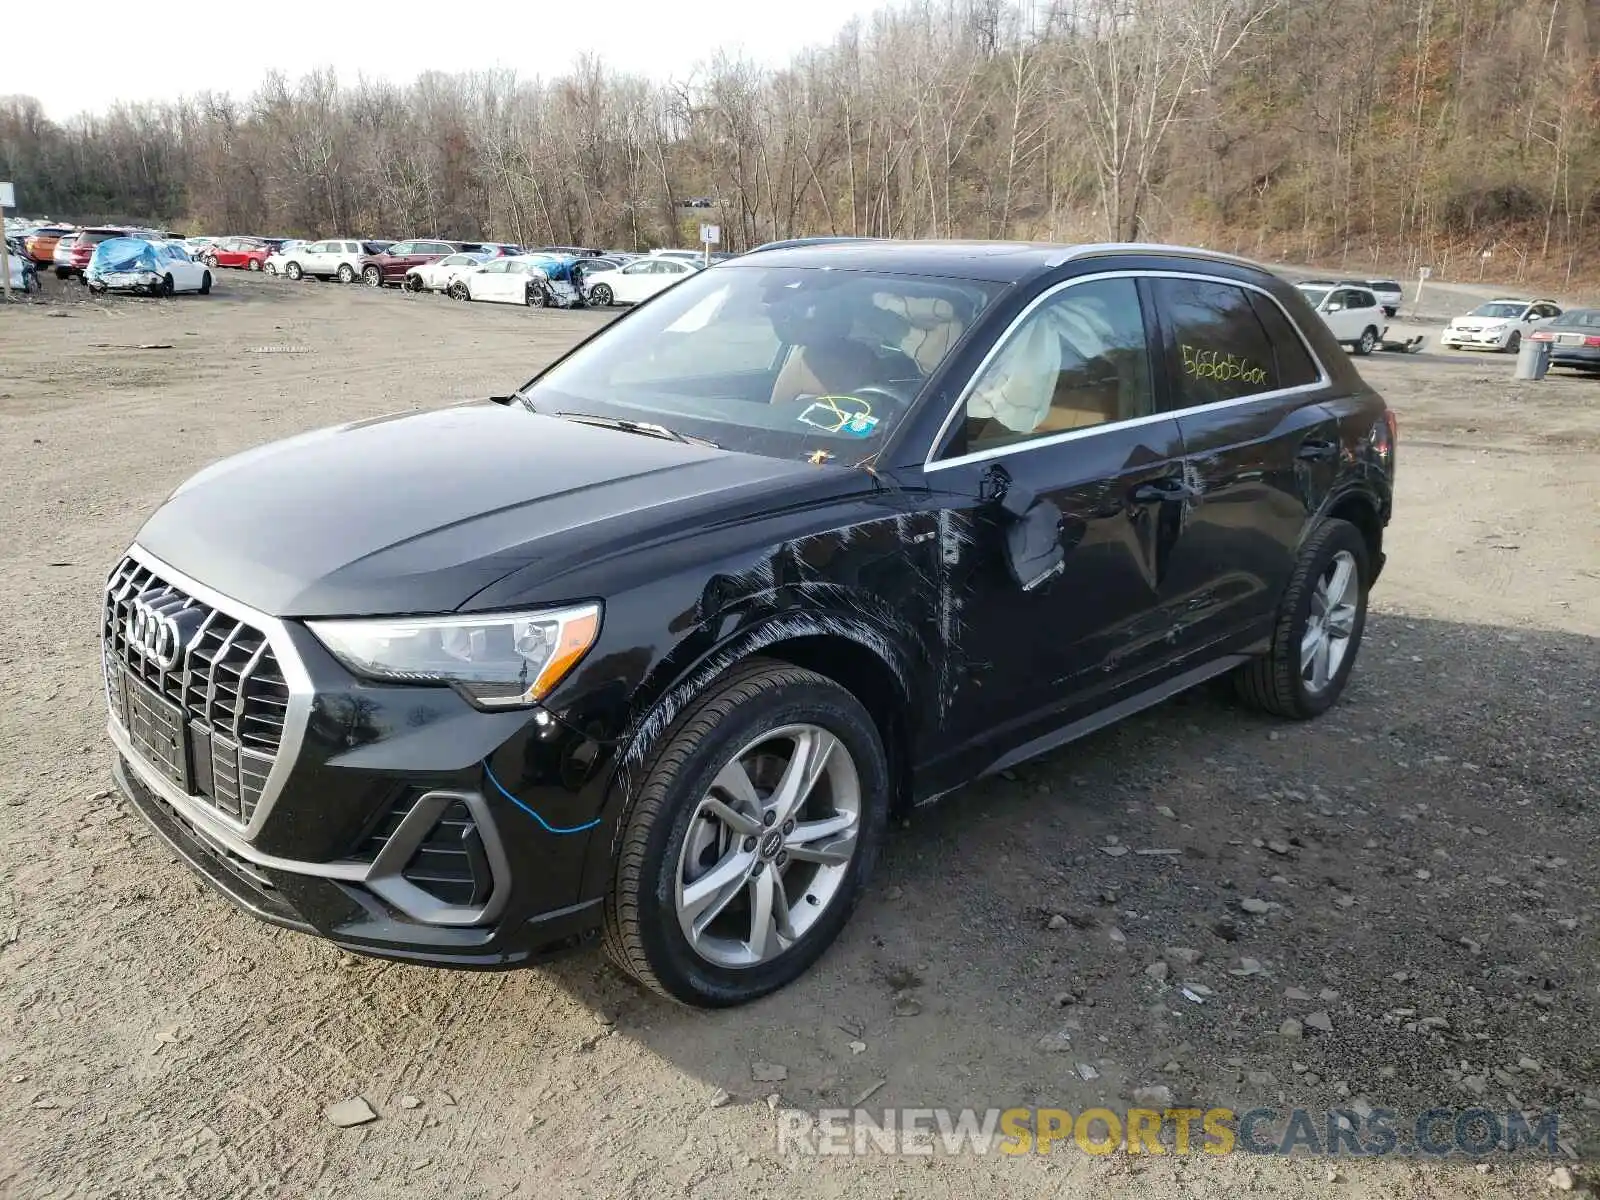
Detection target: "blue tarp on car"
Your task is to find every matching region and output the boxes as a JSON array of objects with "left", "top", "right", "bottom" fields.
[{"left": 86, "top": 236, "right": 186, "bottom": 282}]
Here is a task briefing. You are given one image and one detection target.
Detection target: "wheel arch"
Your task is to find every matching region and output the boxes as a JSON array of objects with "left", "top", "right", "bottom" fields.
[
  {"left": 1324, "top": 489, "right": 1384, "bottom": 581},
  {"left": 574, "top": 609, "right": 919, "bottom": 899}
]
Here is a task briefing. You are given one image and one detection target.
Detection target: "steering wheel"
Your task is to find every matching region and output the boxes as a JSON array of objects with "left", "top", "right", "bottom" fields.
[{"left": 845, "top": 383, "right": 916, "bottom": 412}]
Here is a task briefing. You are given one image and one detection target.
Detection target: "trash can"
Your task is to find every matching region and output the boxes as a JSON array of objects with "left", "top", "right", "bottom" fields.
[{"left": 1513, "top": 336, "right": 1551, "bottom": 381}]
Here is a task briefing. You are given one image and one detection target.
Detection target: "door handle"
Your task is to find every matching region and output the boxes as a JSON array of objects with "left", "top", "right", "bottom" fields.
[
  {"left": 1297, "top": 439, "right": 1338, "bottom": 462},
  {"left": 1131, "top": 477, "right": 1199, "bottom": 504}
]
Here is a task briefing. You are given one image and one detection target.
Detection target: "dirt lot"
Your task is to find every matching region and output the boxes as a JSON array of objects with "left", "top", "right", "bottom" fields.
[{"left": 1, "top": 271, "right": 1596, "bottom": 1199}]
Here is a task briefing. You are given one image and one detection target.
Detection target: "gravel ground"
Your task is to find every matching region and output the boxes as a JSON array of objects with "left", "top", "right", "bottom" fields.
[{"left": 0, "top": 272, "right": 1596, "bottom": 1199}]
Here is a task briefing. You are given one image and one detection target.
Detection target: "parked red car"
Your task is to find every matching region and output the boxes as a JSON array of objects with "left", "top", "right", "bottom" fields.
[
  {"left": 63, "top": 227, "right": 139, "bottom": 278},
  {"left": 358, "top": 239, "right": 486, "bottom": 287},
  {"left": 202, "top": 237, "right": 273, "bottom": 271}
]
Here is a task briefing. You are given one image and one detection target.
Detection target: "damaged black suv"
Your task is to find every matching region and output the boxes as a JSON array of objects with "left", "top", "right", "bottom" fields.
[{"left": 105, "top": 241, "right": 1395, "bottom": 1006}]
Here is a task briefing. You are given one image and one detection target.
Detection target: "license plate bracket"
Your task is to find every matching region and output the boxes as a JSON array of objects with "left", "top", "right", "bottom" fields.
[{"left": 120, "top": 668, "right": 192, "bottom": 793}]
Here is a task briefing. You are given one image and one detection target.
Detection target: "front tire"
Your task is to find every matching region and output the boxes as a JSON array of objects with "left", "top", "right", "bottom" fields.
[
  {"left": 604, "top": 658, "right": 888, "bottom": 1007},
  {"left": 337, "top": 263, "right": 355, "bottom": 284},
  {"left": 362, "top": 265, "right": 382, "bottom": 288},
  {"left": 1354, "top": 327, "right": 1378, "bottom": 356},
  {"left": 404, "top": 273, "right": 423, "bottom": 292},
  {"left": 1504, "top": 331, "right": 1521, "bottom": 354},
  {"left": 589, "top": 283, "right": 613, "bottom": 307},
  {"left": 1235, "top": 518, "right": 1369, "bottom": 720}
]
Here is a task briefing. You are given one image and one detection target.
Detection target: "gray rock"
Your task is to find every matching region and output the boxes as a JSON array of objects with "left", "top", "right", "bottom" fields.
[
  {"left": 1145, "top": 961, "right": 1170, "bottom": 983},
  {"left": 752, "top": 1062, "right": 788, "bottom": 1083},
  {"left": 1076, "top": 1063, "right": 1100, "bottom": 1081},
  {"left": 1037, "top": 1030, "right": 1075, "bottom": 1053},
  {"left": 1518, "top": 1056, "right": 1542, "bottom": 1072},
  {"left": 399, "top": 1095, "right": 421, "bottom": 1110},
  {"left": 709, "top": 1088, "right": 732, "bottom": 1108},
  {"left": 1461, "top": 1075, "right": 1487, "bottom": 1097},
  {"left": 1047, "top": 914, "right": 1069, "bottom": 931},
  {"left": 1156, "top": 805, "right": 1178, "bottom": 821},
  {"left": 1285, "top": 987, "right": 1312, "bottom": 1001},
  {"left": 1240, "top": 898, "right": 1272, "bottom": 915},
  {"left": 1100, "top": 845, "right": 1130, "bottom": 857},
  {"left": 1164, "top": 947, "right": 1203, "bottom": 965},
  {"left": 1266, "top": 840, "right": 1292, "bottom": 856},
  {"left": 1229, "top": 958, "right": 1265, "bottom": 977},
  {"left": 326, "top": 1098, "right": 378, "bottom": 1127},
  {"left": 1305, "top": 1010, "right": 1334, "bottom": 1034},
  {"left": 1547, "top": 1166, "right": 1575, "bottom": 1191},
  {"left": 1279, "top": 1018, "right": 1304, "bottom": 1039},
  {"left": 1132, "top": 1084, "right": 1173, "bottom": 1106}
]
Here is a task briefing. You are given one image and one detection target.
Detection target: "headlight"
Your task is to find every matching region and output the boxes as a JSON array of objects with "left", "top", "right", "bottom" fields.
[{"left": 307, "top": 603, "right": 601, "bottom": 709}]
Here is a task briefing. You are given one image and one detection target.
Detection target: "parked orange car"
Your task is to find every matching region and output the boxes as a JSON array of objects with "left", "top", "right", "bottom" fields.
[{"left": 24, "top": 225, "right": 75, "bottom": 267}]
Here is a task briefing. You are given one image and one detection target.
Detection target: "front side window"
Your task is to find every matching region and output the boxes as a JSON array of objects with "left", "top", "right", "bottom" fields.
[
  {"left": 523, "top": 265, "right": 1000, "bottom": 461},
  {"left": 1153, "top": 277, "right": 1283, "bottom": 407},
  {"left": 481, "top": 259, "right": 511, "bottom": 274},
  {"left": 956, "top": 276, "right": 1152, "bottom": 454}
]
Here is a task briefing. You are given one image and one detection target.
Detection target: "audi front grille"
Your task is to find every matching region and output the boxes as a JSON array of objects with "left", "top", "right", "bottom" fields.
[{"left": 102, "top": 556, "right": 290, "bottom": 824}]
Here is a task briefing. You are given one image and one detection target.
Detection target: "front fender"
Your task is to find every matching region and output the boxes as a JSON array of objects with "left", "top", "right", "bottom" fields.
[{"left": 573, "top": 599, "right": 920, "bottom": 900}]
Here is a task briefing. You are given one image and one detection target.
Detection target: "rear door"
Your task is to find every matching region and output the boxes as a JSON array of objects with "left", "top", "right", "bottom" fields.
[
  {"left": 921, "top": 273, "right": 1191, "bottom": 754},
  {"left": 1148, "top": 273, "right": 1336, "bottom": 651}
]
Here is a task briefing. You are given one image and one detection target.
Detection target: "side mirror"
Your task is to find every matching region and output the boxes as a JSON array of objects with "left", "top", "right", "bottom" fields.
[{"left": 1326, "top": 302, "right": 1343, "bottom": 312}]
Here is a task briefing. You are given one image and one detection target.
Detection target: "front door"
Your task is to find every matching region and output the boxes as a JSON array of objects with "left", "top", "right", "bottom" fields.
[{"left": 919, "top": 274, "right": 1191, "bottom": 761}]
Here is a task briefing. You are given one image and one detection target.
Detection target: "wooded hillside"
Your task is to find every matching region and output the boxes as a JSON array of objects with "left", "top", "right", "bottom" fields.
[{"left": 3, "top": 0, "right": 1596, "bottom": 283}]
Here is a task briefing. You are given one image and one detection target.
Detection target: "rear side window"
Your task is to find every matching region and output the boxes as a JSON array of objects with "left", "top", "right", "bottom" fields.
[
  {"left": 1152, "top": 277, "right": 1282, "bottom": 407},
  {"left": 1247, "top": 293, "right": 1320, "bottom": 388}
]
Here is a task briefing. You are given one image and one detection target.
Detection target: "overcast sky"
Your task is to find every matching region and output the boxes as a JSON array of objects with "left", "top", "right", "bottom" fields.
[{"left": 13, "top": 0, "right": 885, "bottom": 120}]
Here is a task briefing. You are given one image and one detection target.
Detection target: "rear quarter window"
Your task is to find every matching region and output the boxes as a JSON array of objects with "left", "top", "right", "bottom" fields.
[{"left": 1248, "top": 293, "right": 1321, "bottom": 388}]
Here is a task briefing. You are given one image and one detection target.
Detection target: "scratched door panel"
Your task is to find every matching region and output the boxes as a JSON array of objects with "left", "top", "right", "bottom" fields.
[{"left": 919, "top": 417, "right": 1188, "bottom": 769}]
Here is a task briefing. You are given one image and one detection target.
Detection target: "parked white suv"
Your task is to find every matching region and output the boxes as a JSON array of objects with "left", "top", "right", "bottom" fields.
[
  {"left": 281, "top": 239, "right": 370, "bottom": 283},
  {"left": 1363, "top": 279, "right": 1403, "bottom": 317},
  {"left": 1441, "top": 298, "right": 1562, "bottom": 353},
  {"left": 1296, "top": 283, "right": 1385, "bottom": 355}
]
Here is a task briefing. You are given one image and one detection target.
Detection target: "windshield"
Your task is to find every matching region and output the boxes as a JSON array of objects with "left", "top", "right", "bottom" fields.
[
  {"left": 1468, "top": 302, "right": 1526, "bottom": 319},
  {"left": 521, "top": 265, "right": 1002, "bottom": 460},
  {"left": 1297, "top": 286, "right": 1330, "bottom": 308}
]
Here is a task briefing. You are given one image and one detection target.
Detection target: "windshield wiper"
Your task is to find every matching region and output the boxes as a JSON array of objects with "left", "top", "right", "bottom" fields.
[{"left": 553, "top": 410, "right": 719, "bottom": 448}]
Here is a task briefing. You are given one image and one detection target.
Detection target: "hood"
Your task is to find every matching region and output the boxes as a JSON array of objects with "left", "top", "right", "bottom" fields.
[{"left": 135, "top": 404, "right": 830, "bottom": 617}]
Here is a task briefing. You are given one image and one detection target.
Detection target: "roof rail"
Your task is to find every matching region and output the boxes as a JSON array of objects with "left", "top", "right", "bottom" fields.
[
  {"left": 1045, "top": 241, "right": 1269, "bottom": 270},
  {"left": 744, "top": 236, "right": 880, "bottom": 255}
]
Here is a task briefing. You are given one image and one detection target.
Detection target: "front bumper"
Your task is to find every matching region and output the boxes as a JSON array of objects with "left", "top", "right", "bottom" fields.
[
  {"left": 1441, "top": 328, "right": 1511, "bottom": 349},
  {"left": 105, "top": 545, "right": 616, "bottom": 968}
]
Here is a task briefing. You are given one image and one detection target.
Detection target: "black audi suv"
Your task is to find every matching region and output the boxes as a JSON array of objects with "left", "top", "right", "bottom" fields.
[{"left": 104, "top": 240, "right": 1396, "bottom": 1006}]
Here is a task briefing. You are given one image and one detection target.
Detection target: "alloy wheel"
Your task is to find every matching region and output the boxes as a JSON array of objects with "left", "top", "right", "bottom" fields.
[
  {"left": 674, "top": 724, "right": 861, "bottom": 969},
  {"left": 1301, "top": 550, "right": 1358, "bottom": 696}
]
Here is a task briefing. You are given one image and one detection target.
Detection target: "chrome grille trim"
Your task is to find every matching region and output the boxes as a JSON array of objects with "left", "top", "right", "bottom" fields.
[{"left": 103, "top": 544, "right": 313, "bottom": 839}]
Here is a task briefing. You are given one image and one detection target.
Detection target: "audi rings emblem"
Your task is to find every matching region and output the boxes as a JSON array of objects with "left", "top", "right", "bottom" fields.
[{"left": 126, "top": 590, "right": 201, "bottom": 670}]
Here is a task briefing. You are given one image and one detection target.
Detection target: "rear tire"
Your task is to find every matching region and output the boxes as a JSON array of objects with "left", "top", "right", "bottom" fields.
[
  {"left": 404, "top": 273, "right": 423, "bottom": 292},
  {"left": 247, "top": 258, "right": 261, "bottom": 271},
  {"left": 526, "top": 283, "right": 547, "bottom": 307},
  {"left": 1234, "top": 518, "right": 1370, "bottom": 720},
  {"left": 199, "top": 272, "right": 212, "bottom": 295},
  {"left": 286, "top": 262, "right": 303, "bottom": 281},
  {"left": 449, "top": 281, "right": 470, "bottom": 301},
  {"left": 589, "top": 283, "right": 613, "bottom": 307},
  {"left": 337, "top": 263, "right": 355, "bottom": 284},
  {"left": 604, "top": 658, "right": 889, "bottom": 1007},
  {"left": 1354, "top": 327, "right": 1378, "bottom": 356}
]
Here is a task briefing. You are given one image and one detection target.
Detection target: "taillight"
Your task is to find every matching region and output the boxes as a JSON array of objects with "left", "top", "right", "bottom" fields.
[
  {"left": 1372, "top": 410, "right": 1396, "bottom": 471},
  {"left": 1585, "top": 336, "right": 1600, "bottom": 348},
  {"left": 1531, "top": 330, "right": 1554, "bottom": 342}
]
